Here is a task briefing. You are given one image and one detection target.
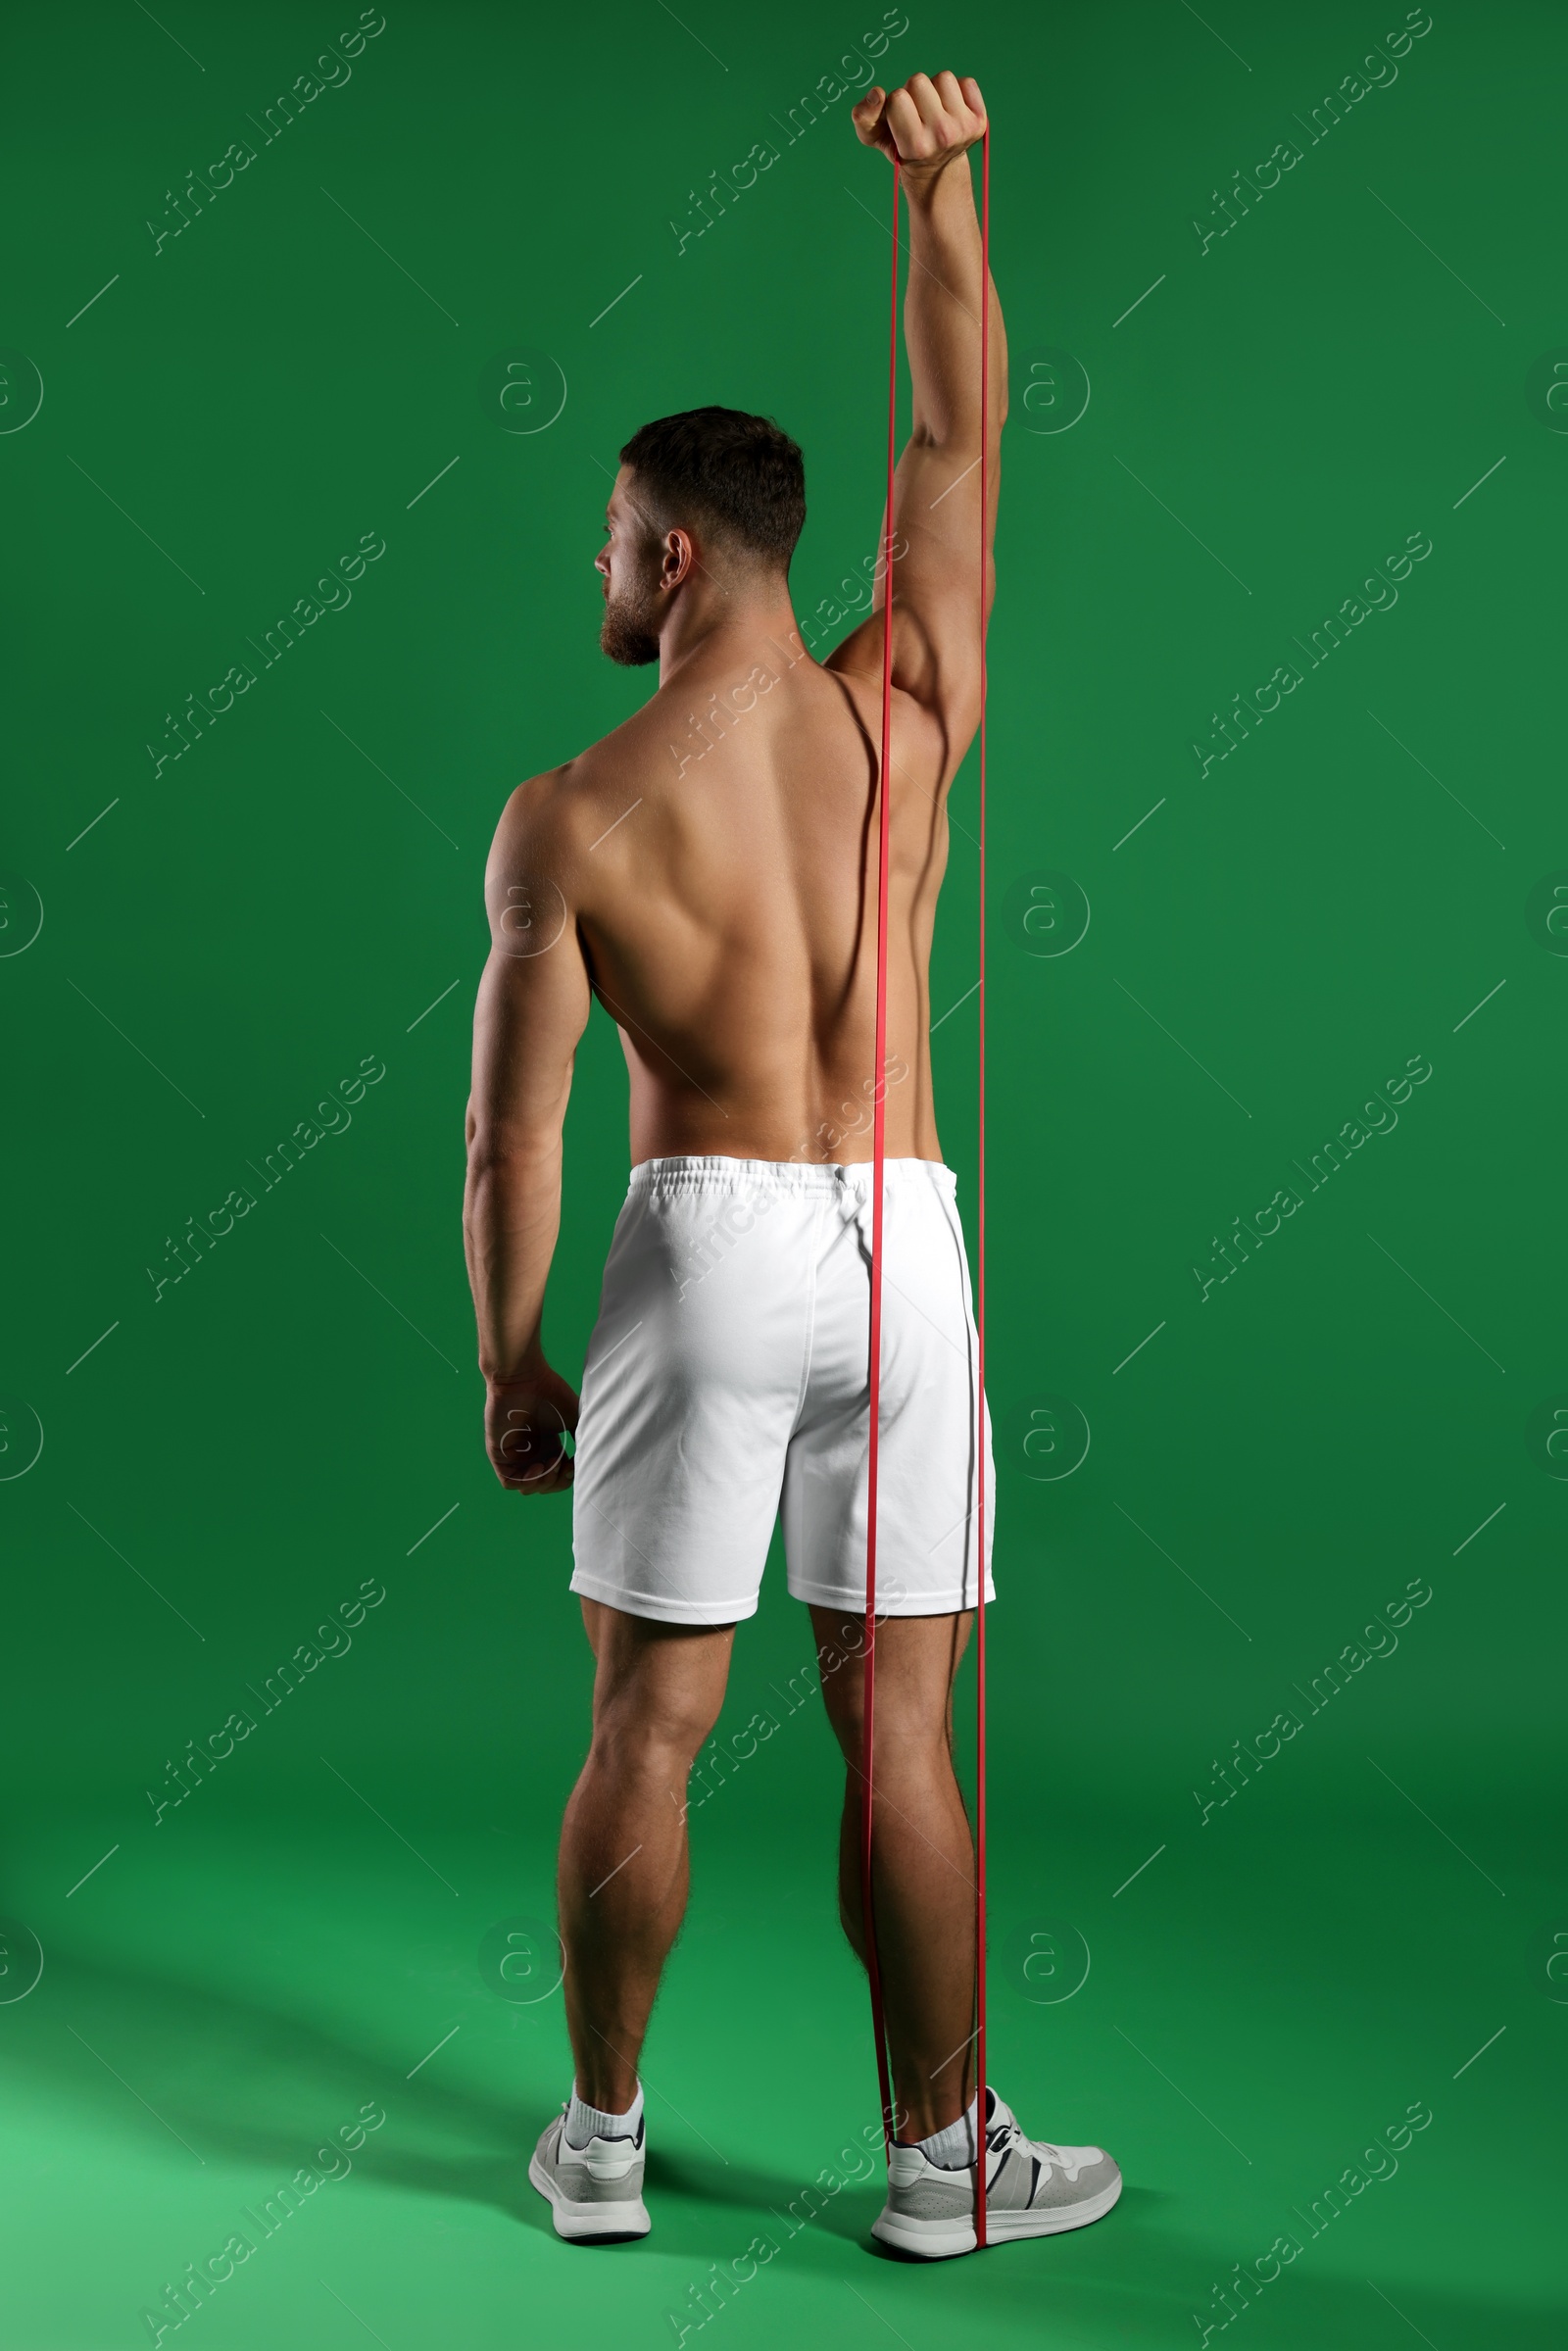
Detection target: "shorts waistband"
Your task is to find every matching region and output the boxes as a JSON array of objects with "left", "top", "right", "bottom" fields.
[{"left": 627, "top": 1154, "right": 957, "bottom": 1198}]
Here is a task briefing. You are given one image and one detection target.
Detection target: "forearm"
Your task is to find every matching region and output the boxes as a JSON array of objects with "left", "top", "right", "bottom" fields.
[
  {"left": 463, "top": 1136, "right": 564, "bottom": 1381},
  {"left": 903, "top": 159, "right": 1006, "bottom": 449}
]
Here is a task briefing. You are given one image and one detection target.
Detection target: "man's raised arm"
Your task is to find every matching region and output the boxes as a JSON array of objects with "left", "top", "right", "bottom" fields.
[
  {"left": 829, "top": 71, "right": 1006, "bottom": 775},
  {"left": 463, "top": 778, "right": 591, "bottom": 1494}
]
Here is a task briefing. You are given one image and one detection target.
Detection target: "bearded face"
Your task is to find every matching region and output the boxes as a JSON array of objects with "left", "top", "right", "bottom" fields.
[{"left": 598, "top": 524, "right": 662, "bottom": 667}]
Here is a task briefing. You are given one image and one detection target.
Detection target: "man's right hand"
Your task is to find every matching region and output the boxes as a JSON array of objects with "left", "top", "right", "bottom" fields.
[
  {"left": 852, "top": 71, "right": 988, "bottom": 180},
  {"left": 485, "top": 1364, "right": 579, "bottom": 1494}
]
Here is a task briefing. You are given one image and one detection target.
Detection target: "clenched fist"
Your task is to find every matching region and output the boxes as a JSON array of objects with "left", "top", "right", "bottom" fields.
[
  {"left": 485, "top": 1364, "right": 579, "bottom": 1494},
  {"left": 853, "top": 70, "right": 988, "bottom": 177}
]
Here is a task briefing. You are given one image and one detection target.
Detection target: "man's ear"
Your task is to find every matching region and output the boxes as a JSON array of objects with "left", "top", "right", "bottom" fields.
[{"left": 661, "top": 528, "right": 696, "bottom": 591}]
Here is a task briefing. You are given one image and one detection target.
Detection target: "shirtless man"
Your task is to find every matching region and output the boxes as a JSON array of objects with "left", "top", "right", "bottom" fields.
[{"left": 464, "top": 71, "right": 1120, "bottom": 2258}]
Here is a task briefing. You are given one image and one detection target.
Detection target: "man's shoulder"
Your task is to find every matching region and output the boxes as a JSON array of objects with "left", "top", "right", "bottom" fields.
[{"left": 495, "top": 703, "right": 667, "bottom": 854}]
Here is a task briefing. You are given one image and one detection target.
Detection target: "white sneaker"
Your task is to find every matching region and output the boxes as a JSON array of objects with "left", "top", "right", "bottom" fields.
[
  {"left": 872, "top": 2087, "right": 1121, "bottom": 2259},
  {"left": 528, "top": 2105, "right": 651, "bottom": 2240}
]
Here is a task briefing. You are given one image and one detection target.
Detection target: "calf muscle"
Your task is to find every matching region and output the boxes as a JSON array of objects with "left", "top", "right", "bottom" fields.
[
  {"left": 810, "top": 1606, "right": 978, "bottom": 2141},
  {"left": 558, "top": 1601, "right": 734, "bottom": 2111}
]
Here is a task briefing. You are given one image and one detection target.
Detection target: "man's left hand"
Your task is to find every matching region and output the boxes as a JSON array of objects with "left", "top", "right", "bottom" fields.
[{"left": 485, "top": 1364, "right": 580, "bottom": 1494}]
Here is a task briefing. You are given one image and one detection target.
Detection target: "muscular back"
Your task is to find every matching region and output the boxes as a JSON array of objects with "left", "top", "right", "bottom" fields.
[
  {"left": 464, "top": 83, "right": 1004, "bottom": 1408},
  {"left": 504, "top": 625, "right": 954, "bottom": 1169}
]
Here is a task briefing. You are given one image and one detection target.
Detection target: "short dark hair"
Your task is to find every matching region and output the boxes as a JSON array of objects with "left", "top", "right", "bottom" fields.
[{"left": 618, "top": 406, "right": 806, "bottom": 570}]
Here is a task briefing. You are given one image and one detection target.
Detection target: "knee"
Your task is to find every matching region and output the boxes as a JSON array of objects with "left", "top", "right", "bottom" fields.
[
  {"left": 591, "top": 1687, "right": 721, "bottom": 1778},
  {"left": 815, "top": 1619, "right": 953, "bottom": 1759},
  {"left": 823, "top": 1669, "right": 954, "bottom": 1770}
]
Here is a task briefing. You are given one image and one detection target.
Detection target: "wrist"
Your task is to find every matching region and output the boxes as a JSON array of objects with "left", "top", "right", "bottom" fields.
[
  {"left": 485, "top": 1349, "right": 546, "bottom": 1387},
  {"left": 899, "top": 149, "right": 973, "bottom": 207}
]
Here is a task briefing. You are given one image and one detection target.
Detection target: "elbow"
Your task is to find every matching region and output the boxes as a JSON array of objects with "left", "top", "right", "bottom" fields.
[{"left": 465, "top": 1123, "right": 562, "bottom": 1184}]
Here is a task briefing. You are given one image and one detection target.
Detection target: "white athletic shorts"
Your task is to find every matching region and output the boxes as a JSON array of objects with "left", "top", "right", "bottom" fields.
[{"left": 569, "top": 1155, "right": 996, "bottom": 1625}]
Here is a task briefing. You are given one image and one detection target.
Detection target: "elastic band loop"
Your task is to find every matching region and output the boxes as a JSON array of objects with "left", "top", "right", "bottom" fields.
[
  {"left": 860, "top": 143, "right": 900, "bottom": 2169},
  {"left": 863, "top": 126, "right": 991, "bottom": 2255}
]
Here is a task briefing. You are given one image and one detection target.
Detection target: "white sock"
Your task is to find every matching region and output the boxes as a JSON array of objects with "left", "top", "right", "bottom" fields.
[
  {"left": 916, "top": 2091, "right": 979, "bottom": 2171},
  {"left": 564, "top": 2082, "right": 643, "bottom": 2148}
]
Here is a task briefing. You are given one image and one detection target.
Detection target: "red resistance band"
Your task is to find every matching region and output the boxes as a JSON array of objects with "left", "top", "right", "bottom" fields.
[{"left": 860, "top": 124, "right": 991, "bottom": 2251}]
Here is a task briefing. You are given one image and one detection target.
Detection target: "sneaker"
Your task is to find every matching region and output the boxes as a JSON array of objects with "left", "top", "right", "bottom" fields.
[
  {"left": 528, "top": 2105, "right": 651, "bottom": 2241},
  {"left": 871, "top": 2088, "right": 1121, "bottom": 2258}
]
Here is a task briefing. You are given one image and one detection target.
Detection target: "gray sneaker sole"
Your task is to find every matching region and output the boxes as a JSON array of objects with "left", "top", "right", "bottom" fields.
[
  {"left": 527, "top": 2150, "right": 651, "bottom": 2241},
  {"left": 871, "top": 2172, "right": 1122, "bottom": 2259}
]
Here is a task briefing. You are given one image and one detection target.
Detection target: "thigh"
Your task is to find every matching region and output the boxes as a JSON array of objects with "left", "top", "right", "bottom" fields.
[
  {"left": 581, "top": 1596, "right": 737, "bottom": 1750},
  {"left": 808, "top": 1602, "right": 972, "bottom": 1763}
]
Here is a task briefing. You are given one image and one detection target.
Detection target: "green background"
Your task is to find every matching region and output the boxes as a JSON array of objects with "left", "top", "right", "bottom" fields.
[{"left": 2, "top": 1, "right": 1563, "bottom": 2343}]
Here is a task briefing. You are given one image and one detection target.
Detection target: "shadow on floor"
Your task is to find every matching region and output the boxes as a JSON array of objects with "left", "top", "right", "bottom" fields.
[{"left": 11, "top": 1940, "right": 1563, "bottom": 2341}]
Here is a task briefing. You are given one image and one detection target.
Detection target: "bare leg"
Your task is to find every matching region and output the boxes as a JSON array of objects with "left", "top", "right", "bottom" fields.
[
  {"left": 558, "top": 1597, "right": 735, "bottom": 2112},
  {"left": 809, "top": 1605, "right": 977, "bottom": 2144}
]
